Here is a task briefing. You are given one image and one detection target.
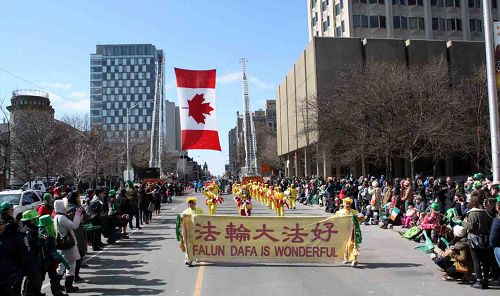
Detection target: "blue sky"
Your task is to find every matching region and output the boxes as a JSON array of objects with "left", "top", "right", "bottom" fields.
[{"left": 0, "top": 0, "right": 308, "bottom": 176}]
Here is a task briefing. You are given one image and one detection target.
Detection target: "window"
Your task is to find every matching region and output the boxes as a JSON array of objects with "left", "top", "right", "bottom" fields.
[
  {"left": 361, "top": 15, "right": 369, "bottom": 27},
  {"left": 418, "top": 17, "right": 425, "bottom": 30},
  {"left": 341, "top": 20, "right": 345, "bottom": 32},
  {"left": 470, "top": 19, "right": 476, "bottom": 31},
  {"left": 394, "top": 16, "right": 401, "bottom": 29},
  {"left": 408, "top": 0, "right": 416, "bottom": 4},
  {"left": 401, "top": 16, "right": 408, "bottom": 29},
  {"left": 353, "top": 15, "right": 361, "bottom": 27},
  {"left": 456, "top": 19, "right": 462, "bottom": 31},
  {"left": 322, "top": 0, "right": 328, "bottom": 11},
  {"left": 409, "top": 17, "right": 418, "bottom": 29},
  {"left": 477, "top": 19, "right": 483, "bottom": 32},
  {"left": 447, "top": 18, "right": 455, "bottom": 30},
  {"left": 380, "top": 16, "right": 386, "bottom": 28},
  {"left": 432, "top": 18, "right": 438, "bottom": 30},
  {"left": 370, "top": 15, "right": 379, "bottom": 28},
  {"left": 336, "top": 26, "right": 342, "bottom": 36},
  {"left": 335, "top": 3, "right": 340, "bottom": 15}
]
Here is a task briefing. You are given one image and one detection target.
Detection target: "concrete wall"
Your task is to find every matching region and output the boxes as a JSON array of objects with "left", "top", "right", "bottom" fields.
[
  {"left": 406, "top": 39, "right": 447, "bottom": 65},
  {"left": 447, "top": 40, "right": 485, "bottom": 83}
]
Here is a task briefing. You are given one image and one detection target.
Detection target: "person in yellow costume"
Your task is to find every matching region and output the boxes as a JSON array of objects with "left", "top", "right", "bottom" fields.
[
  {"left": 274, "top": 187, "right": 286, "bottom": 216},
  {"left": 266, "top": 186, "right": 275, "bottom": 210},
  {"left": 333, "top": 197, "right": 364, "bottom": 267},
  {"left": 181, "top": 197, "right": 203, "bottom": 267},
  {"left": 286, "top": 184, "right": 297, "bottom": 210},
  {"left": 204, "top": 183, "right": 222, "bottom": 216},
  {"left": 232, "top": 182, "right": 240, "bottom": 196},
  {"left": 258, "top": 183, "right": 265, "bottom": 204}
]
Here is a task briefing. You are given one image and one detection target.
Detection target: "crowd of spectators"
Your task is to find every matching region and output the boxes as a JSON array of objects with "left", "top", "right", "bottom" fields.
[
  {"left": 0, "top": 180, "right": 182, "bottom": 296},
  {"left": 270, "top": 173, "right": 500, "bottom": 289}
]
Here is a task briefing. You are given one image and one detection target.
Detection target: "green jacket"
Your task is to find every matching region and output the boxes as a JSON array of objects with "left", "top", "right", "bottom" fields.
[{"left": 463, "top": 208, "right": 492, "bottom": 236}]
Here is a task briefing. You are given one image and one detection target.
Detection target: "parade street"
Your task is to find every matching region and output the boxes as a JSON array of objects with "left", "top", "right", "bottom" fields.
[{"left": 42, "top": 192, "right": 498, "bottom": 296}]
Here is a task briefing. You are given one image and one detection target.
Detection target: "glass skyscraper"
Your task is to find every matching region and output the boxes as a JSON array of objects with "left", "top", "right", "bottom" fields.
[{"left": 90, "top": 44, "right": 164, "bottom": 141}]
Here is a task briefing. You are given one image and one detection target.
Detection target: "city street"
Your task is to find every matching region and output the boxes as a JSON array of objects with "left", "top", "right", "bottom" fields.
[{"left": 40, "top": 191, "right": 498, "bottom": 296}]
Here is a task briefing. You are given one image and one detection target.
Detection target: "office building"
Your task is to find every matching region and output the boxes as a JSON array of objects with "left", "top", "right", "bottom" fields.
[
  {"left": 90, "top": 44, "right": 164, "bottom": 141},
  {"left": 277, "top": 37, "right": 484, "bottom": 178},
  {"left": 163, "top": 100, "right": 181, "bottom": 153},
  {"left": 265, "top": 100, "right": 277, "bottom": 133},
  {"left": 308, "top": 0, "right": 499, "bottom": 41}
]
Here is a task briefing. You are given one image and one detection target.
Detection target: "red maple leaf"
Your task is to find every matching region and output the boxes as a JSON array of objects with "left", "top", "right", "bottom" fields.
[{"left": 187, "top": 93, "right": 214, "bottom": 124}]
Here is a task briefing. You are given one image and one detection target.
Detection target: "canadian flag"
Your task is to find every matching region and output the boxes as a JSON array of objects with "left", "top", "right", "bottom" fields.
[{"left": 174, "top": 68, "right": 221, "bottom": 151}]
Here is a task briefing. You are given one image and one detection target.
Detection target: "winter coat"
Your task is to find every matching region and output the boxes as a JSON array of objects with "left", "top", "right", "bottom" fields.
[
  {"left": 0, "top": 223, "right": 37, "bottom": 285},
  {"left": 368, "top": 187, "right": 382, "bottom": 210},
  {"left": 489, "top": 217, "right": 500, "bottom": 248},
  {"left": 55, "top": 213, "right": 82, "bottom": 262},
  {"left": 463, "top": 208, "right": 493, "bottom": 237},
  {"left": 67, "top": 205, "right": 87, "bottom": 257}
]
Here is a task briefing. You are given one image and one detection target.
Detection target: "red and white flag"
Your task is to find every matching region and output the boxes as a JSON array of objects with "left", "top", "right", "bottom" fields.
[{"left": 174, "top": 68, "right": 221, "bottom": 151}]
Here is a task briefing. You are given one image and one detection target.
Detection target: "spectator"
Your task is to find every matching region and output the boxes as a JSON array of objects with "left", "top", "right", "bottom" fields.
[
  {"left": 54, "top": 199, "right": 83, "bottom": 292},
  {"left": 463, "top": 190, "right": 493, "bottom": 289},
  {"left": 87, "top": 188, "right": 106, "bottom": 251},
  {"left": 37, "top": 193, "right": 54, "bottom": 217},
  {"left": 66, "top": 191, "right": 87, "bottom": 283}
]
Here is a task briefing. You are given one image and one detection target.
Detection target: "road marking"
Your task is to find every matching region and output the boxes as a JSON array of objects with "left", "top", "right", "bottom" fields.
[{"left": 193, "top": 264, "right": 205, "bottom": 296}]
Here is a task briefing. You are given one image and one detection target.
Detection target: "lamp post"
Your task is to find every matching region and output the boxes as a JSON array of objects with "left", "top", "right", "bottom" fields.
[{"left": 126, "top": 100, "right": 149, "bottom": 181}]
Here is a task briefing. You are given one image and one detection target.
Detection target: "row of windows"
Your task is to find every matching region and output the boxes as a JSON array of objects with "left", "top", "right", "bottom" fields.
[
  {"left": 105, "top": 130, "right": 149, "bottom": 139},
  {"left": 101, "top": 57, "right": 152, "bottom": 66},
  {"left": 91, "top": 93, "right": 150, "bottom": 103},
  {"left": 104, "top": 72, "right": 153, "bottom": 81},
  {"left": 335, "top": 1, "right": 344, "bottom": 16},
  {"left": 353, "top": 14, "right": 483, "bottom": 32},
  {"left": 355, "top": 0, "right": 497, "bottom": 7},
  {"left": 102, "top": 79, "right": 149, "bottom": 87},
  {"left": 102, "top": 108, "right": 152, "bottom": 117},
  {"left": 102, "top": 65, "right": 149, "bottom": 73},
  {"left": 104, "top": 117, "right": 152, "bottom": 126},
  {"left": 101, "top": 86, "right": 151, "bottom": 95}
]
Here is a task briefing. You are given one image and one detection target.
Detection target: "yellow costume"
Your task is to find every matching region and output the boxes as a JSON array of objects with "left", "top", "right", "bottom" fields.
[
  {"left": 204, "top": 183, "right": 222, "bottom": 216},
  {"left": 266, "top": 186, "right": 275, "bottom": 209},
  {"left": 181, "top": 197, "right": 203, "bottom": 266},
  {"left": 333, "top": 197, "right": 364, "bottom": 267},
  {"left": 274, "top": 188, "right": 286, "bottom": 216},
  {"left": 287, "top": 185, "right": 297, "bottom": 210}
]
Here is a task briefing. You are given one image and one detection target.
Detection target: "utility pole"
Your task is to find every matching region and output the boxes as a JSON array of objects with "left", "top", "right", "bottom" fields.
[{"left": 483, "top": 0, "right": 500, "bottom": 181}]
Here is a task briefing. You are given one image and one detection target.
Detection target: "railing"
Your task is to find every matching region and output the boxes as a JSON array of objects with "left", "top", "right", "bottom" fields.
[{"left": 12, "top": 89, "right": 49, "bottom": 99}]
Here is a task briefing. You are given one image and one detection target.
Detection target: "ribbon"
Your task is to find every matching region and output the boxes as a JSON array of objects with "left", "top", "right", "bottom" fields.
[{"left": 352, "top": 215, "right": 362, "bottom": 245}]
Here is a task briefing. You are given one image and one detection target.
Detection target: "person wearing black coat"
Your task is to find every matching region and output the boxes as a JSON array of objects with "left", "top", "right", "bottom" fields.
[{"left": 0, "top": 211, "right": 39, "bottom": 296}]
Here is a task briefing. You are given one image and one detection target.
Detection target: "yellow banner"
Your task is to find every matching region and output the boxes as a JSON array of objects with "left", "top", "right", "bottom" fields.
[{"left": 182, "top": 215, "right": 353, "bottom": 264}]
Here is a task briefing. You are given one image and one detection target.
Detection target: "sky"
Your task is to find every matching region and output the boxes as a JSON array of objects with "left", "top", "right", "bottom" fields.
[{"left": 0, "top": 0, "right": 308, "bottom": 176}]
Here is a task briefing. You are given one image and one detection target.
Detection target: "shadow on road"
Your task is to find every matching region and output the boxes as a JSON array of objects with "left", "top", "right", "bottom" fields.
[{"left": 355, "top": 262, "right": 422, "bottom": 269}]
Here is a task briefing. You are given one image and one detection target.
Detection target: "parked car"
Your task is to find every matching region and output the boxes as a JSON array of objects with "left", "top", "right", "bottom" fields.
[{"left": 0, "top": 189, "right": 42, "bottom": 220}]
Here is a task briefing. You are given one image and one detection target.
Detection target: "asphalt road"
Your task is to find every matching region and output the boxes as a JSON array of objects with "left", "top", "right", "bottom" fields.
[{"left": 42, "top": 191, "right": 498, "bottom": 296}]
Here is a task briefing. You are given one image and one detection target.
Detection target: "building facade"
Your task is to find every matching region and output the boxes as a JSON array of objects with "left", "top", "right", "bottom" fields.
[
  {"left": 277, "top": 37, "right": 485, "bottom": 178},
  {"left": 308, "top": 0, "right": 500, "bottom": 41},
  {"left": 90, "top": 44, "right": 164, "bottom": 142},
  {"left": 163, "top": 100, "right": 181, "bottom": 153},
  {"left": 265, "top": 100, "right": 277, "bottom": 133}
]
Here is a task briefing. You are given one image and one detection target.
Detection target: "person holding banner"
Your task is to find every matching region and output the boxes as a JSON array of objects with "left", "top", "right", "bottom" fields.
[
  {"left": 181, "top": 197, "right": 203, "bottom": 267},
  {"left": 334, "top": 197, "right": 364, "bottom": 267}
]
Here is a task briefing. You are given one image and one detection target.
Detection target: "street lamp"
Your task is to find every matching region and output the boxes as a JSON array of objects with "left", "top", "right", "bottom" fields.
[{"left": 126, "top": 100, "right": 150, "bottom": 181}]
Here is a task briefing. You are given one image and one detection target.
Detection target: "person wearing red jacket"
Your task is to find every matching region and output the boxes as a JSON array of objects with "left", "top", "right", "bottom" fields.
[{"left": 36, "top": 193, "right": 54, "bottom": 217}]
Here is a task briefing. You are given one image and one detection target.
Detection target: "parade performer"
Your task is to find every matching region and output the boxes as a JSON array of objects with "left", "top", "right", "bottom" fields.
[
  {"left": 204, "top": 184, "right": 223, "bottom": 216},
  {"left": 258, "top": 183, "right": 265, "bottom": 204},
  {"left": 274, "top": 187, "right": 287, "bottom": 216},
  {"left": 267, "top": 186, "right": 275, "bottom": 210},
  {"left": 239, "top": 188, "right": 253, "bottom": 216},
  {"left": 334, "top": 197, "right": 364, "bottom": 267},
  {"left": 287, "top": 184, "right": 297, "bottom": 210},
  {"left": 180, "top": 197, "right": 203, "bottom": 267}
]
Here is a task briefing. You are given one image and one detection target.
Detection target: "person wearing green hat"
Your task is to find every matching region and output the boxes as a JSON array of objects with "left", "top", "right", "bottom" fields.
[
  {"left": 38, "top": 214, "right": 69, "bottom": 296},
  {"left": 0, "top": 201, "right": 14, "bottom": 219},
  {"left": 36, "top": 192, "right": 54, "bottom": 217},
  {"left": 19, "top": 210, "right": 43, "bottom": 295},
  {"left": 0, "top": 210, "right": 39, "bottom": 296}
]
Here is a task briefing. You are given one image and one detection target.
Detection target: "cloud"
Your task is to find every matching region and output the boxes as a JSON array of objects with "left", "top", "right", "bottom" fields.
[
  {"left": 69, "top": 91, "right": 87, "bottom": 99},
  {"left": 54, "top": 98, "right": 90, "bottom": 113},
  {"left": 38, "top": 82, "right": 72, "bottom": 90},
  {"left": 217, "top": 71, "right": 275, "bottom": 90},
  {"left": 165, "top": 80, "right": 176, "bottom": 91},
  {"left": 218, "top": 71, "right": 240, "bottom": 83},
  {"left": 248, "top": 76, "right": 275, "bottom": 90}
]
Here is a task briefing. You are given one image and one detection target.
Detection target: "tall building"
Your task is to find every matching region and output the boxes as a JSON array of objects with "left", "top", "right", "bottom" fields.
[
  {"left": 308, "top": 0, "right": 499, "bottom": 41},
  {"left": 265, "top": 100, "right": 277, "bottom": 133},
  {"left": 163, "top": 100, "right": 181, "bottom": 152},
  {"left": 90, "top": 44, "right": 164, "bottom": 141},
  {"left": 228, "top": 127, "right": 237, "bottom": 175}
]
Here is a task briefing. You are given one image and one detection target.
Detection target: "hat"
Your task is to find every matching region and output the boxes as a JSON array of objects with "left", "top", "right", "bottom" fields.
[
  {"left": 473, "top": 173, "right": 484, "bottom": 180},
  {"left": 185, "top": 197, "right": 197, "bottom": 204},
  {"left": 126, "top": 180, "right": 134, "bottom": 188},
  {"left": 342, "top": 197, "right": 353, "bottom": 205},
  {"left": 430, "top": 202, "right": 440, "bottom": 211},
  {"left": 0, "top": 202, "right": 13, "bottom": 210},
  {"left": 42, "top": 193, "right": 52, "bottom": 201},
  {"left": 473, "top": 181, "right": 482, "bottom": 189},
  {"left": 21, "top": 209, "right": 39, "bottom": 222},
  {"left": 371, "top": 180, "right": 379, "bottom": 187},
  {"left": 108, "top": 189, "right": 116, "bottom": 198},
  {"left": 453, "top": 225, "right": 466, "bottom": 238},
  {"left": 53, "top": 200, "right": 66, "bottom": 214},
  {"left": 37, "top": 214, "right": 53, "bottom": 227}
]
